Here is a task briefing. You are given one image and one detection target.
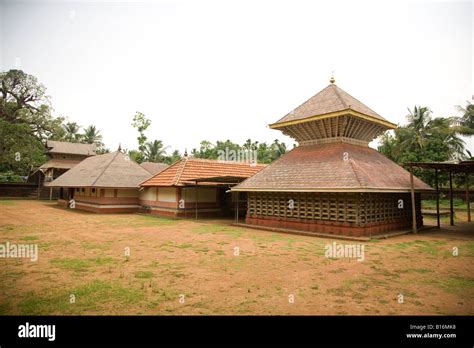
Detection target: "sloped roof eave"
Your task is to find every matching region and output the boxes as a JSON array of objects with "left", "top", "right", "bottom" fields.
[
  {"left": 269, "top": 108, "right": 397, "bottom": 130},
  {"left": 231, "top": 187, "right": 434, "bottom": 193}
]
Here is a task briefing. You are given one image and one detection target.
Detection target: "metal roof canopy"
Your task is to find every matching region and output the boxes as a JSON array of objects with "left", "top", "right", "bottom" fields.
[
  {"left": 404, "top": 160, "right": 473, "bottom": 231},
  {"left": 405, "top": 160, "right": 474, "bottom": 173}
]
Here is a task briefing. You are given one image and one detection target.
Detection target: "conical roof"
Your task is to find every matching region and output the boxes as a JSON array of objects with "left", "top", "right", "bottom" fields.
[
  {"left": 48, "top": 151, "right": 152, "bottom": 188},
  {"left": 233, "top": 142, "right": 432, "bottom": 192},
  {"left": 269, "top": 83, "right": 396, "bottom": 130}
]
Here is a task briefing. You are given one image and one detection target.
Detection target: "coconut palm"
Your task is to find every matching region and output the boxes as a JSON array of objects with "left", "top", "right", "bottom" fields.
[
  {"left": 63, "top": 122, "right": 81, "bottom": 142},
  {"left": 454, "top": 101, "right": 474, "bottom": 136},
  {"left": 144, "top": 140, "right": 168, "bottom": 163},
  {"left": 82, "top": 125, "right": 103, "bottom": 145}
]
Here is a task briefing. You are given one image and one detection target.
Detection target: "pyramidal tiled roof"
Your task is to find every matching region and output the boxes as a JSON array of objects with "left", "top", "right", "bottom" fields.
[
  {"left": 48, "top": 151, "right": 152, "bottom": 188},
  {"left": 141, "top": 157, "right": 265, "bottom": 187},
  {"left": 233, "top": 142, "right": 433, "bottom": 192},
  {"left": 270, "top": 83, "right": 394, "bottom": 128}
]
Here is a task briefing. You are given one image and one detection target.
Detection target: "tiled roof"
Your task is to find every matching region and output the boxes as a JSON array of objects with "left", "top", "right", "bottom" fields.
[
  {"left": 141, "top": 157, "right": 265, "bottom": 187},
  {"left": 48, "top": 151, "right": 152, "bottom": 188},
  {"left": 233, "top": 142, "right": 433, "bottom": 192},
  {"left": 140, "top": 162, "right": 169, "bottom": 175},
  {"left": 270, "top": 84, "right": 393, "bottom": 128},
  {"left": 39, "top": 159, "right": 82, "bottom": 170},
  {"left": 46, "top": 140, "right": 96, "bottom": 156}
]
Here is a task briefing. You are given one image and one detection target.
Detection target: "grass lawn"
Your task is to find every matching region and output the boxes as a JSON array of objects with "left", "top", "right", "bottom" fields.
[
  {"left": 422, "top": 198, "right": 470, "bottom": 210},
  {"left": 0, "top": 200, "right": 473, "bottom": 315}
]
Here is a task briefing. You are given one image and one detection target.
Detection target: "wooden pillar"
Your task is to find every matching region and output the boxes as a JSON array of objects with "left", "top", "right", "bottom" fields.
[
  {"left": 435, "top": 169, "right": 440, "bottom": 229},
  {"left": 195, "top": 183, "right": 198, "bottom": 220},
  {"left": 466, "top": 172, "right": 471, "bottom": 222},
  {"left": 235, "top": 191, "right": 239, "bottom": 222},
  {"left": 409, "top": 166, "right": 417, "bottom": 233},
  {"left": 449, "top": 171, "right": 454, "bottom": 226}
]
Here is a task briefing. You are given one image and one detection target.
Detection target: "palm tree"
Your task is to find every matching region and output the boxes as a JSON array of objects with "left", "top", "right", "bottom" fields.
[
  {"left": 454, "top": 101, "right": 474, "bottom": 136},
  {"left": 144, "top": 140, "right": 168, "bottom": 162},
  {"left": 428, "top": 117, "right": 466, "bottom": 159},
  {"left": 400, "top": 106, "right": 432, "bottom": 151},
  {"left": 271, "top": 139, "right": 287, "bottom": 160},
  {"left": 82, "top": 125, "right": 103, "bottom": 145},
  {"left": 63, "top": 122, "right": 81, "bottom": 142}
]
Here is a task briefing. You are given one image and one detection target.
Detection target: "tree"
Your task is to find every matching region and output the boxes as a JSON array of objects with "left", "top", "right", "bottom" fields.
[
  {"left": 454, "top": 101, "right": 474, "bottom": 136},
  {"left": 0, "top": 69, "right": 63, "bottom": 141},
  {"left": 82, "top": 125, "right": 104, "bottom": 148},
  {"left": 0, "top": 70, "right": 63, "bottom": 176},
  {"left": 63, "top": 122, "right": 82, "bottom": 142},
  {"left": 144, "top": 140, "right": 168, "bottom": 163},
  {"left": 378, "top": 105, "right": 467, "bottom": 187},
  {"left": 165, "top": 149, "right": 182, "bottom": 164},
  {"left": 131, "top": 112, "right": 151, "bottom": 154}
]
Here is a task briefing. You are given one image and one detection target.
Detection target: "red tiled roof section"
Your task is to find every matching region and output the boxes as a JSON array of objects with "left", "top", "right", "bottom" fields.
[
  {"left": 233, "top": 143, "right": 433, "bottom": 192},
  {"left": 141, "top": 157, "right": 265, "bottom": 187}
]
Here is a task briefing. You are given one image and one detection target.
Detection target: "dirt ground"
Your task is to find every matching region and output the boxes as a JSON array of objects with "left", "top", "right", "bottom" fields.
[{"left": 0, "top": 200, "right": 473, "bottom": 315}]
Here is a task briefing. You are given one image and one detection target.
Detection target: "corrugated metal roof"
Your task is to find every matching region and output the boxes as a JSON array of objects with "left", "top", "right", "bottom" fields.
[
  {"left": 48, "top": 151, "right": 151, "bottom": 188},
  {"left": 141, "top": 157, "right": 265, "bottom": 187},
  {"left": 233, "top": 142, "right": 433, "bottom": 192}
]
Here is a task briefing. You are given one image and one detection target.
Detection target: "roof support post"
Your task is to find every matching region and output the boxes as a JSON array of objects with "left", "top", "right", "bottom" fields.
[
  {"left": 235, "top": 191, "right": 239, "bottom": 222},
  {"left": 409, "top": 166, "right": 417, "bottom": 234},
  {"left": 466, "top": 172, "right": 471, "bottom": 222},
  {"left": 195, "top": 182, "right": 198, "bottom": 220},
  {"left": 449, "top": 171, "right": 454, "bottom": 226},
  {"left": 435, "top": 169, "right": 440, "bottom": 229}
]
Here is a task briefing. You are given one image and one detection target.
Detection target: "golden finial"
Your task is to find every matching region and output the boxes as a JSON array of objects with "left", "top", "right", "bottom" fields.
[{"left": 329, "top": 72, "right": 335, "bottom": 84}]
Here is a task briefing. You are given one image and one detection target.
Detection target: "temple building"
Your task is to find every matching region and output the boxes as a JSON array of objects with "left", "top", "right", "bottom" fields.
[
  {"left": 48, "top": 150, "right": 151, "bottom": 213},
  {"left": 232, "top": 78, "right": 433, "bottom": 237},
  {"left": 28, "top": 140, "right": 97, "bottom": 199},
  {"left": 140, "top": 157, "right": 264, "bottom": 218}
]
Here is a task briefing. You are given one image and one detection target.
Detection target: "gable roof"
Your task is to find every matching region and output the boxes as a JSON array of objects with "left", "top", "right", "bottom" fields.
[
  {"left": 141, "top": 157, "right": 266, "bottom": 187},
  {"left": 46, "top": 140, "right": 96, "bottom": 156},
  {"left": 48, "top": 151, "right": 152, "bottom": 188},
  {"left": 269, "top": 84, "right": 396, "bottom": 129},
  {"left": 140, "top": 162, "right": 169, "bottom": 175},
  {"left": 233, "top": 142, "right": 432, "bottom": 192}
]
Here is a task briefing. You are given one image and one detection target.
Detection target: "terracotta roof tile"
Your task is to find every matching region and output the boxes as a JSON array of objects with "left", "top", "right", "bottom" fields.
[
  {"left": 271, "top": 84, "right": 389, "bottom": 126},
  {"left": 233, "top": 143, "right": 433, "bottom": 192},
  {"left": 141, "top": 157, "right": 265, "bottom": 187}
]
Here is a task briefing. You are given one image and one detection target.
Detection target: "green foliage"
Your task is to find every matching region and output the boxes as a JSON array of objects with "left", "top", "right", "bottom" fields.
[
  {"left": 0, "top": 118, "right": 46, "bottom": 175},
  {"left": 131, "top": 111, "right": 151, "bottom": 153},
  {"left": 378, "top": 105, "right": 470, "bottom": 187},
  {"left": 191, "top": 138, "right": 288, "bottom": 164},
  {"left": 144, "top": 140, "right": 168, "bottom": 163},
  {"left": 0, "top": 170, "right": 25, "bottom": 182}
]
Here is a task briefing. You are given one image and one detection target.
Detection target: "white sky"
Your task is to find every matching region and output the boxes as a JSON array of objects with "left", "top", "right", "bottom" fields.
[{"left": 1, "top": 0, "right": 473, "bottom": 154}]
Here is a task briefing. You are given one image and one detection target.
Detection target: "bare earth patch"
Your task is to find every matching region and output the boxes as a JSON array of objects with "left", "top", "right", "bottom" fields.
[{"left": 0, "top": 200, "right": 473, "bottom": 315}]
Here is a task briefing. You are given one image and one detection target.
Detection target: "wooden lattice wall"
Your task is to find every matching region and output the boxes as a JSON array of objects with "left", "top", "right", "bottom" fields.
[{"left": 247, "top": 192, "right": 421, "bottom": 226}]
